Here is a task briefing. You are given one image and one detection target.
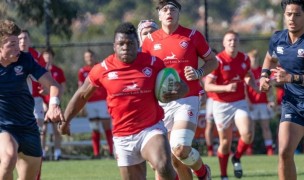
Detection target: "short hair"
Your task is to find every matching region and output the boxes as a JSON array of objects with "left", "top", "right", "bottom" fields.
[
  {"left": 224, "top": 30, "right": 239, "bottom": 39},
  {"left": 281, "top": 0, "right": 304, "bottom": 11},
  {"left": 114, "top": 22, "right": 138, "bottom": 41},
  {"left": 41, "top": 47, "right": 55, "bottom": 57},
  {"left": 20, "top": 29, "right": 31, "bottom": 37},
  {"left": 156, "top": 0, "right": 182, "bottom": 11},
  {"left": 0, "top": 20, "right": 21, "bottom": 43},
  {"left": 85, "top": 49, "right": 95, "bottom": 56}
]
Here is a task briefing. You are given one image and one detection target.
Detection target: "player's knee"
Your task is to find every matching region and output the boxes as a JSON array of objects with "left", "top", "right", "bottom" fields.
[
  {"left": 154, "top": 160, "right": 175, "bottom": 179},
  {"left": 89, "top": 121, "right": 99, "bottom": 131},
  {"left": 177, "top": 148, "right": 200, "bottom": 166},
  {"left": 170, "top": 129, "right": 194, "bottom": 159}
]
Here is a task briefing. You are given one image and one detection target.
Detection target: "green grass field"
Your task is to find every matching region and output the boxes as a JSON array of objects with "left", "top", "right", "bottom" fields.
[{"left": 34, "top": 154, "right": 304, "bottom": 180}]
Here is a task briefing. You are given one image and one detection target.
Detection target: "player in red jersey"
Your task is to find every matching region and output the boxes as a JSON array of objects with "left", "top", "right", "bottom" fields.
[
  {"left": 246, "top": 49, "right": 274, "bottom": 156},
  {"left": 78, "top": 49, "right": 113, "bottom": 158},
  {"left": 142, "top": 0, "right": 218, "bottom": 179},
  {"left": 137, "top": 19, "right": 158, "bottom": 48},
  {"left": 59, "top": 22, "right": 188, "bottom": 179},
  {"left": 40, "top": 48, "right": 66, "bottom": 161},
  {"left": 204, "top": 31, "right": 258, "bottom": 180}
]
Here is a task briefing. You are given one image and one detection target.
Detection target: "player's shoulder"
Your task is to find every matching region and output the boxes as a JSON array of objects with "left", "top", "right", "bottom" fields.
[{"left": 271, "top": 29, "right": 288, "bottom": 42}]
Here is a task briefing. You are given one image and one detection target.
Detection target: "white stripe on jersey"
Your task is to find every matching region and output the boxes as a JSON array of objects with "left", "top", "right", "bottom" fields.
[
  {"left": 101, "top": 61, "right": 108, "bottom": 70},
  {"left": 147, "top": 33, "right": 154, "bottom": 42},
  {"left": 189, "top": 28, "right": 196, "bottom": 38},
  {"left": 151, "top": 56, "right": 156, "bottom": 66}
]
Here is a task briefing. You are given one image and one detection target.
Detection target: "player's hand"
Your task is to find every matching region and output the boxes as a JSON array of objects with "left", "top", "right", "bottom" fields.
[
  {"left": 259, "top": 77, "right": 271, "bottom": 92},
  {"left": 184, "top": 66, "right": 198, "bottom": 81},
  {"left": 44, "top": 105, "right": 65, "bottom": 123},
  {"left": 271, "top": 67, "right": 292, "bottom": 83},
  {"left": 225, "top": 82, "right": 237, "bottom": 92},
  {"left": 58, "top": 121, "right": 71, "bottom": 136}
]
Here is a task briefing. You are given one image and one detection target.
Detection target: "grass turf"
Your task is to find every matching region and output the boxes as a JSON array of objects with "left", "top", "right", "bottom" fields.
[{"left": 24, "top": 154, "right": 304, "bottom": 180}]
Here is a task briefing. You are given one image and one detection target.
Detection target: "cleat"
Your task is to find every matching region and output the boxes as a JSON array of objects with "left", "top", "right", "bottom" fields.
[
  {"left": 231, "top": 156, "right": 243, "bottom": 178},
  {"left": 221, "top": 176, "right": 229, "bottom": 180}
]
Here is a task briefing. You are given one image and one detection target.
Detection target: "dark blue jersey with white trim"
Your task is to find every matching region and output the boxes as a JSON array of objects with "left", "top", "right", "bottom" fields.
[
  {"left": 269, "top": 29, "right": 304, "bottom": 101},
  {"left": 0, "top": 52, "right": 47, "bottom": 130}
]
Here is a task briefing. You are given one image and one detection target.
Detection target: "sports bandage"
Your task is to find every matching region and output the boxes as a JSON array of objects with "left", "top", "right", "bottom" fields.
[
  {"left": 49, "top": 96, "right": 60, "bottom": 106},
  {"left": 179, "top": 148, "right": 200, "bottom": 166},
  {"left": 170, "top": 129, "right": 195, "bottom": 149}
]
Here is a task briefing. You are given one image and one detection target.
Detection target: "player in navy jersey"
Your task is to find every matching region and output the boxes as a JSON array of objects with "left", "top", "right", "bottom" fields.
[
  {"left": 259, "top": 1, "right": 304, "bottom": 179},
  {"left": 0, "top": 20, "right": 63, "bottom": 180}
]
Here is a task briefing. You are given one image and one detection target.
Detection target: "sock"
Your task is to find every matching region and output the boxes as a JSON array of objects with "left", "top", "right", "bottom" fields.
[
  {"left": 264, "top": 139, "right": 273, "bottom": 146},
  {"left": 218, "top": 151, "right": 229, "bottom": 177},
  {"left": 105, "top": 129, "right": 114, "bottom": 155},
  {"left": 193, "top": 164, "right": 207, "bottom": 177},
  {"left": 234, "top": 139, "right": 250, "bottom": 159},
  {"left": 54, "top": 149, "right": 61, "bottom": 160},
  {"left": 92, "top": 131, "right": 100, "bottom": 156},
  {"left": 207, "top": 145, "right": 213, "bottom": 152}
]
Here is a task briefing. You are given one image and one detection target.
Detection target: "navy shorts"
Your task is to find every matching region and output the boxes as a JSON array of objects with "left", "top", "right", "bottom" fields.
[
  {"left": 281, "top": 100, "right": 304, "bottom": 126},
  {"left": 0, "top": 126, "right": 42, "bottom": 157}
]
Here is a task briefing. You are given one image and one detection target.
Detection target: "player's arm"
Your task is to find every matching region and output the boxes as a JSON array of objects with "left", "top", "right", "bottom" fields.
[
  {"left": 260, "top": 52, "right": 278, "bottom": 92},
  {"left": 244, "top": 70, "right": 259, "bottom": 93},
  {"left": 204, "top": 76, "right": 237, "bottom": 93},
  {"left": 38, "top": 72, "right": 64, "bottom": 123},
  {"left": 184, "top": 51, "right": 218, "bottom": 81}
]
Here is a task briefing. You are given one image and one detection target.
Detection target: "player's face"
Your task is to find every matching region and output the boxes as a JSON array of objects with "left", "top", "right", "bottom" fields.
[
  {"left": 84, "top": 52, "right": 95, "bottom": 66},
  {"left": 223, "top": 33, "right": 239, "bottom": 54},
  {"left": 140, "top": 27, "right": 157, "bottom": 44},
  {"left": 0, "top": 35, "right": 20, "bottom": 65},
  {"left": 18, "top": 32, "right": 31, "bottom": 52},
  {"left": 113, "top": 33, "right": 138, "bottom": 64},
  {"left": 42, "top": 52, "right": 53, "bottom": 64},
  {"left": 284, "top": 4, "right": 304, "bottom": 34},
  {"left": 158, "top": 5, "right": 179, "bottom": 27}
]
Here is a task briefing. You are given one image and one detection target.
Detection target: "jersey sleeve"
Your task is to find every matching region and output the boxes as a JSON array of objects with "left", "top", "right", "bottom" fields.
[
  {"left": 27, "top": 54, "right": 47, "bottom": 81},
  {"left": 57, "top": 68, "right": 66, "bottom": 84},
  {"left": 88, "top": 64, "right": 103, "bottom": 87},
  {"left": 192, "top": 31, "right": 211, "bottom": 59},
  {"left": 268, "top": 31, "right": 281, "bottom": 57}
]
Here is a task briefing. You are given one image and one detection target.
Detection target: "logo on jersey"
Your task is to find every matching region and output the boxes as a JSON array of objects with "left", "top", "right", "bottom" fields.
[
  {"left": 164, "top": 52, "right": 177, "bottom": 60},
  {"left": 153, "top": 44, "right": 162, "bottom": 50},
  {"left": 297, "top": 49, "right": 304, "bottom": 58},
  {"left": 241, "top": 63, "right": 247, "bottom": 70},
  {"left": 108, "top": 72, "right": 118, "bottom": 80},
  {"left": 187, "top": 110, "right": 193, "bottom": 117},
  {"left": 284, "top": 114, "right": 291, "bottom": 119},
  {"left": 223, "top": 65, "right": 230, "bottom": 71},
  {"left": 142, "top": 67, "right": 152, "bottom": 77},
  {"left": 123, "top": 82, "right": 140, "bottom": 92},
  {"left": 276, "top": 46, "right": 284, "bottom": 54},
  {"left": 180, "top": 41, "right": 189, "bottom": 49},
  {"left": 14, "top": 66, "right": 24, "bottom": 75}
]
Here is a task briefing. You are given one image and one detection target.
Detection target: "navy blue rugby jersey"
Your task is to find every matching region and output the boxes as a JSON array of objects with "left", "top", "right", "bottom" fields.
[
  {"left": 269, "top": 29, "right": 304, "bottom": 100},
  {"left": 0, "top": 51, "right": 47, "bottom": 129}
]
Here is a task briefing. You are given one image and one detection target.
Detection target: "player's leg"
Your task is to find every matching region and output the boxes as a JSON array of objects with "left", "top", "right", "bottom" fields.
[
  {"left": 141, "top": 125, "right": 177, "bottom": 180},
  {"left": 205, "top": 98, "right": 215, "bottom": 156},
  {"left": 0, "top": 131, "right": 18, "bottom": 180},
  {"left": 278, "top": 121, "right": 304, "bottom": 180},
  {"left": 119, "top": 162, "right": 147, "bottom": 180},
  {"left": 258, "top": 104, "right": 274, "bottom": 155},
  {"left": 51, "top": 123, "right": 62, "bottom": 160},
  {"left": 15, "top": 153, "right": 41, "bottom": 180},
  {"left": 169, "top": 97, "right": 210, "bottom": 179}
]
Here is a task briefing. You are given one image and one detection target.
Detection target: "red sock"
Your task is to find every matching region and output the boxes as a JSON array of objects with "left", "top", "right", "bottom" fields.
[
  {"left": 105, "top": 129, "right": 113, "bottom": 155},
  {"left": 207, "top": 145, "right": 213, "bottom": 152},
  {"left": 266, "top": 145, "right": 274, "bottom": 155},
  {"left": 92, "top": 131, "right": 100, "bottom": 156},
  {"left": 193, "top": 164, "right": 207, "bottom": 177},
  {"left": 218, "top": 151, "right": 229, "bottom": 177},
  {"left": 234, "top": 139, "right": 250, "bottom": 159},
  {"left": 36, "top": 158, "right": 42, "bottom": 180}
]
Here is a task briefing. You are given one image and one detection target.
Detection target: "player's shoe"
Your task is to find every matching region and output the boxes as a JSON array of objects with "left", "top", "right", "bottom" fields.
[
  {"left": 231, "top": 155, "right": 243, "bottom": 178},
  {"left": 198, "top": 164, "right": 211, "bottom": 180},
  {"left": 221, "top": 176, "right": 229, "bottom": 180}
]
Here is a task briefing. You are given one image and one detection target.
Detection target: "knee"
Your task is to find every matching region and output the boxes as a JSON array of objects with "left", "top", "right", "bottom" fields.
[
  {"left": 154, "top": 158, "right": 175, "bottom": 178},
  {"left": 278, "top": 146, "right": 294, "bottom": 160},
  {"left": 172, "top": 145, "right": 191, "bottom": 159},
  {"left": 241, "top": 131, "right": 254, "bottom": 144}
]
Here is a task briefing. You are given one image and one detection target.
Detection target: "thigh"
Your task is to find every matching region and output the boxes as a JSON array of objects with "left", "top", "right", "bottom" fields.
[
  {"left": 278, "top": 121, "right": 304, "bottom": 153},
  {"left": 16, "top": 152, "right": 41, "bottom": 180},
  {"left": 119, "top": 161, "right": 146, "bottom": 180},
  {"left": 0, "top": 131, "right": 18, "bottom": 160}
]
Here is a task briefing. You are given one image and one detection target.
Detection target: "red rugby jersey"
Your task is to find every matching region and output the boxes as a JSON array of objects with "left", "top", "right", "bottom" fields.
[
  {"left": 142, "top": 25, "right": 211, "bottom": 97},
  {"left": 246, "top": 66, "right": 268, "bottom": 104},
  {"left": 78, "top": 65, "right": 107, "bottom": 101},
  {"left": 209, "top": 51, "right": 250, "bottom": 102},
  {"left": 88, "top": 52, "right": 165, "bottom": 136},
  {"left": 29, "top": 47, "right": 46, "bottom": 97}
]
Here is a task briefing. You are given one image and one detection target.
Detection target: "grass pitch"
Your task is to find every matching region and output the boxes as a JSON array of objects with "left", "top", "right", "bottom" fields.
[{"left": 36, "top": 154, "right": 304, "bottom": 180}]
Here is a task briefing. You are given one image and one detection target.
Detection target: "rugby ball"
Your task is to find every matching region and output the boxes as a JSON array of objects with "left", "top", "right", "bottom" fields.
[{"left": 155, "top": 68, "right": 181, "bottom": 103}]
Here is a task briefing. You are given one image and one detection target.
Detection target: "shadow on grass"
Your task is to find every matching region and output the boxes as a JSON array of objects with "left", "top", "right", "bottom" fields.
[{"left": 211, "top": 171, "right": 304, "bottom": 179}]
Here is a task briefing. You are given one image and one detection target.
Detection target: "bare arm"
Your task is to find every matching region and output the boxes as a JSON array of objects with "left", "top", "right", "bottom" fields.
[
  {"left": 204, "top": 76, "right": 237, "bottom": 93},
  {"left": 244, "top": 70, "right": 259, "bottom": 92}
]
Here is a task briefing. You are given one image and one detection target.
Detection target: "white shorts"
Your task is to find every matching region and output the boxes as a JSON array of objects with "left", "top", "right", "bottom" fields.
[
  {"left": 161, "top": 96, "right": 200, "bottom": 131},
  {"left": 85, "top": 100, "right": 110, "bottom": 119},
  {"left": 33, "top": 97, "right": 44, "bottom": 120},
  {"left": 205, "top": 98, "right": 214, "bottom": 122},
  {"left": 113, "top": 121, "right": 167, "bottom": 167},
  {"left": 213, "top": 99, "right": 250, "bottom": 131},
  {"left": 250, "top": 103, "right": 273, "bottom": 121}
]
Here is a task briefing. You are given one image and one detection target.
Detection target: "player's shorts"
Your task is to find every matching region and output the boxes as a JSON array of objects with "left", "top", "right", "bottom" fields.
[
  {"left": 33, "top": 97, "right": 44, "bottom": 120},
  {"left": 281, "top": 100, "right": 304, "bottom": 126},
  {"left": 0, "top": 126, "right": 42, "bottom": 157},
  {"left": 205, "top": 98, "right": 214, "bottom": 123},
  {"left": 160, "top": 96, "right": 200, "bottom": 131},
  {"left": 113, "top": 121, "right": 167, "bottom": 167},
  {"left": 250, "top": 103, "right": 273, "bottom": 121},
  {"left": 85, "top": 100, "right": 110, "bottom": 119},
  {"left": 213, "top": 99, "right": 250, "bottom": 131}
]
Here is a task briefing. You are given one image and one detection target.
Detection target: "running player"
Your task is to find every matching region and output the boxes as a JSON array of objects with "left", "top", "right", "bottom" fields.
[
  {"left": 59, "top": 22, "right": 187, "bottom": 180},
  {"left": 142, "top": 0, "right": 218, "bottom": 179},
  {"left": 0, "top": 19, "right": 63, "bottom": 180},
  {"left": 259, "top": 1, "right": 304, "bottom": 179}
]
